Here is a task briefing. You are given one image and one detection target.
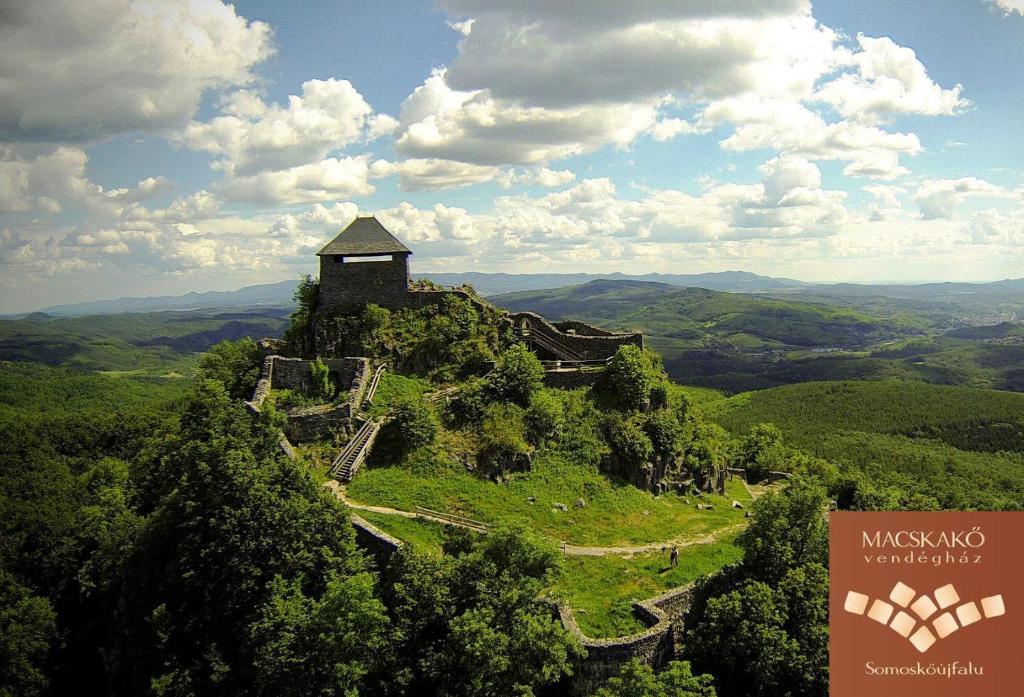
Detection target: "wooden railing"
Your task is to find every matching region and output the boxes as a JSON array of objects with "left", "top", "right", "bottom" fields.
[
  {"left": 412, "top": 506, "right": 489, "bottom": 532},
  {"left": 361, "top": 363, "right": 388, "bottom": 409},
  {"left": 515, "top": 326, "right": 586, "bottom": 362},
  {"left": 331, "top": 418, "right": 382, "bottom": 481}
]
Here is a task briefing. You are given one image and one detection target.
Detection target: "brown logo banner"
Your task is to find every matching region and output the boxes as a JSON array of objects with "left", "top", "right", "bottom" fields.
[{"left": 829, "top": 511, "right": 1023, "bottom": 697}]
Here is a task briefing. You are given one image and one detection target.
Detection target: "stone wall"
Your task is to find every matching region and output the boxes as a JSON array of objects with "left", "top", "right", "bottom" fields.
[
  {"left": 283, "top": 403, "right": 352, "bottom": 443},
  {"left": 554, "top": 319, "right": 615, "bottom": 337},
  {"left": 510, "top": 311, "right": 643, "bottom": 360},
  {"left": 404, "top": 287, "right": 496, "bottom": 316},
  {"left": 319, "top": 254, "right": 412, "bottom": 313},
  {"left": 554, "top": 584, "right": 696, "bottom": 695},
  {"left": 246, "top": 355, "right": 371, "bottom": 442},
  {"left": 267, "top": 356, "right": 368, "bottom": 396},
  {"left": 350, "top": 514, "right": 404, "bottom": 569},
  {"left": 542, "top": 368, "right": 605, "bottom": 389},
  {"left": 246, "top": 355, "right": 275, "bottom": 411}
]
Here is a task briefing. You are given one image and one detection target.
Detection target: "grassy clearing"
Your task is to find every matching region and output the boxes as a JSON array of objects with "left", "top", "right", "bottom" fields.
[
  {"left": 347, "top": 452, "right": 752, "bottom": 547},
  {"left": 671, "top": 383, "right": 727, "bottom": 406},
  {"left": 354, "top": 510, "right": 448, "bottom": 555},
  {"left": 351, "top": 501, "right": 745, "bottom": 639},
  {"left": 367, "top": 372, "right": 434, "bottom": 418},
  {"left": 547, "top": 531, "right": 743, "bottom": 639}
]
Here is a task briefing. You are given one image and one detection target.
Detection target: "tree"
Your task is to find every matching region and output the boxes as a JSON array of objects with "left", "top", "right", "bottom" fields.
[
  {"left": 525, "top": 390, "right": 564, "bottom": 446},
  {"left": 642, "top": 410, "right": 683, "bottom": 459},
  {"left": 682, "top": 479, "right": 830, "bottom": 697},
  {"left": 0, "top": 570, "right": 57, "bottom": 697},
  {"left": 381, "top": 393, "right": 438, "bottom": 458},
  {"left": 477, "top": 404, "right": 531, "bottom": 478},
  {"left": 197, "top": 338, "right": 264, "bottom": 400},
  {"left": 603, "top": 416, "right": 655, "bottom": 472},
  {"left": 488, "top": 343, "right": 544, "bottom": 407},
  {"left": 594, "top": 659, "right": 716, "bottom": 697},
  {"left": 379, "top": 524, "right": 580, "bottom": 697},
  {"left": 309, "top": 357, "right": 334, "bottom": 400},
  {"left": 111, "top": 380, "right": 379, "bottom": 696},
  {"left": 284, "top": 274, "right": 319, "bottom": 356},
  {"left": 735, "top": 423, "right": 783, "bottom": 483},
  {"left": 684, "top": 564, "right": 828, "bottom": 697},
  {"left": 357, "top": 304, "right": 393, "bottom": 357},
  {"left": 684, "top": 421, "right": 729, "bottom": 491},
  {"left": 736, "top": 478, "right": 829, "bottom": 584},
  {"left": 249, "top": 573, "right": 388, "bottom": 697},
  {"left": 685, "top": 579, "right": 801, "bottom": 697},
  {"left": 605, "top": 346, "right": 665, "bottom": 412},
  {"left": 446, "top": 378, "right": 488, "bottom": 426}
]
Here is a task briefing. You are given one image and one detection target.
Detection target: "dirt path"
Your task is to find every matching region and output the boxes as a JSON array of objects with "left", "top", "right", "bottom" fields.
[
  {"left": 559, "top": 522, "right": 747, "bottom": 557},
  {"left": 326, "top": 481, "right": 748, "bottom": 557}
]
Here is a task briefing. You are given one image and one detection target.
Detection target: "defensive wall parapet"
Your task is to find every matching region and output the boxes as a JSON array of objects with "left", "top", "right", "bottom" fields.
[
  {"left": 246, "top": 355, "right": 371, "bottom": 442},
  {"left": 551, "top": 583, "right": 696, "bottom": 695},
  {"left": 509, "top": 311, "right": 643, "bottom": 360}
]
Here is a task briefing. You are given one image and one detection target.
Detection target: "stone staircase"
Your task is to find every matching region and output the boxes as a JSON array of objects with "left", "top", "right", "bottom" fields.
[
  {"left": 517, "top": 325, "right": 586, "bottom": 362},
  {"left": 330, "top": 418, "right": 382, "bottom": 481}
]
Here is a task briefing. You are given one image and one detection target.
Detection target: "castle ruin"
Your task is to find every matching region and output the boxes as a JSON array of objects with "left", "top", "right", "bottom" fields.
[
  {"left": 316, "top": 216, "right": 643, "bottom": 363},
  {"left": 317, "top": 216, "right": 416, "bottom": 313}
]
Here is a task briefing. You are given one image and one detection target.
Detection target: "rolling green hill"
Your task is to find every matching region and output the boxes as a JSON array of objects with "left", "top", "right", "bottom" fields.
[
  {"left": 0, "top": 308, "right": 289, "bottom": 373},
  {"left": 702, "top": 380, "right": 1024, "bottom": 509},
  {"left": 492, "top": 279, "right": 1024, "bottom": 394},
  {"left": 493, "top": 279, "right": 921, "bottom": 347}
]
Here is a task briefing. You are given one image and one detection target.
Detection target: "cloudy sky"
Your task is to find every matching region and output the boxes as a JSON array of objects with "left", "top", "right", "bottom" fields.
[{"left": 1, "top": 0, "right": 1023, "bottom": 312}]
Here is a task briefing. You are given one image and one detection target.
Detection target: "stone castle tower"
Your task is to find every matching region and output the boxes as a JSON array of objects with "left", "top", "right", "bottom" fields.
[{"left": 317, "top": 216, "right": 413, "bottom": 313}]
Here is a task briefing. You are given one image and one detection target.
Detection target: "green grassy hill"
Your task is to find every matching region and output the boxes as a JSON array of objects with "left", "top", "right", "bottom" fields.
[
  {"left": 494, "top": 279, "right": 919, "bottom": 348},
  {"left": 0, "top": 308, "right": 288, "bottom": 373},
  {"left": 493, "top": 280, "right": 1024, "bottom": 393},
  {"left": 702, "top": 380, "right": 1024, "bottom": 509}
]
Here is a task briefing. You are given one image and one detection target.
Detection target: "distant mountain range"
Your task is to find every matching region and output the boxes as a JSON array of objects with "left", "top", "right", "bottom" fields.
[
  {"left": 36, "top": 280, "right": 299, "bottom": 317},
  {"left": 31, "top": 271, "right": 805, "bottom": 316},
  {"left": 422, "top": 270, "right": 808, "bottom": 295},
  {"left": 24, "top": 271, "right": 1024, "bottom": 317}
]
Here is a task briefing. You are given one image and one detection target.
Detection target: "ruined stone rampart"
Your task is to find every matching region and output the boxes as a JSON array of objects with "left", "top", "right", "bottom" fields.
[
  {"left": 283, "top": 403, "right": 352, "bottom": 442},
  {"left": 350, "top": 514, "right": 404, "bottom": 568},
  {"left": 510, "top": 311, "right": 643, "bottom": 360},
  {"left": 246, "top": 355, "right": 371, "bottom": 442},
  {"left": 554, "top": 584, "right": 696, "bottom": 695},
  {"left": 267, "top": 356, "right": 369, "bottom": 397},
  {"left": 554, "top": 319, "right": 616, "bottom": 337}
]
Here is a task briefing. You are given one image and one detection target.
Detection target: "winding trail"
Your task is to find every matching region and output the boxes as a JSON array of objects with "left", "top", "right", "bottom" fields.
[{"left": 325, "top": 481, "right": 749, "bottom": 557}]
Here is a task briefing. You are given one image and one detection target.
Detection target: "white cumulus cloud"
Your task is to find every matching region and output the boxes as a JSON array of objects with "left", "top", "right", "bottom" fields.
[
  {"left": 914, "top": 177, "right": 1011, "bottom": 219},
  {"left": 0, "top": 0, "right": 273, "bottom": 142},
  {"left": 815, "top": 35, "right": 968, "bottom": 123}
]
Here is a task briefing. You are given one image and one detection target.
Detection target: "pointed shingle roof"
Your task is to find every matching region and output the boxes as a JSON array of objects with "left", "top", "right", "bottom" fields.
[{"left": 317, "top": 216, "right": 412, "bottom": 256}]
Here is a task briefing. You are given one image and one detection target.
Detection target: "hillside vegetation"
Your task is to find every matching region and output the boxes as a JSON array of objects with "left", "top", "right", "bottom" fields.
[
  {"left": 0, "top": 308, "right": 288, "bottom": 373},
  {"left": 4, "top": 276, "right": 1024, "bottom": 697},
  {"left": 494, "top": 279, "right": 1024, "bottom": 393},
  {"left": 703, "top": 380, "right": 1024, "bottom": 509},
  {"left": 495, "top": 279, "right": 919, "bottom": 348}
]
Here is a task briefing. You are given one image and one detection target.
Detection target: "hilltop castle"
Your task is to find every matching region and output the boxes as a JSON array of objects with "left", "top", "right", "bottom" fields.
[
  {"left": 317, "top": 216, "right": 417, "bottom": 313},
  {"left": 316, "top": 216, "right": 642, "bottom": 362}
]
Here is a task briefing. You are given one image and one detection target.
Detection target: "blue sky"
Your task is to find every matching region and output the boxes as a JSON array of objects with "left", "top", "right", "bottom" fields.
[{"left": 1, "top": 0, "right": 1022, "bottom": 312}]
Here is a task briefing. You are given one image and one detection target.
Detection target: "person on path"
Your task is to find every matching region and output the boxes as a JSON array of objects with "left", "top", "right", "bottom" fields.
[{"left": 670, "top": 546, "right": 678, "bottom": 568}]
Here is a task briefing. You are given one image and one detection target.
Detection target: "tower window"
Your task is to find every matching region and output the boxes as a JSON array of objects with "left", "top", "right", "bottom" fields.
[{"left": 343, "top": 255, "right": 394, "bottom": 263}]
